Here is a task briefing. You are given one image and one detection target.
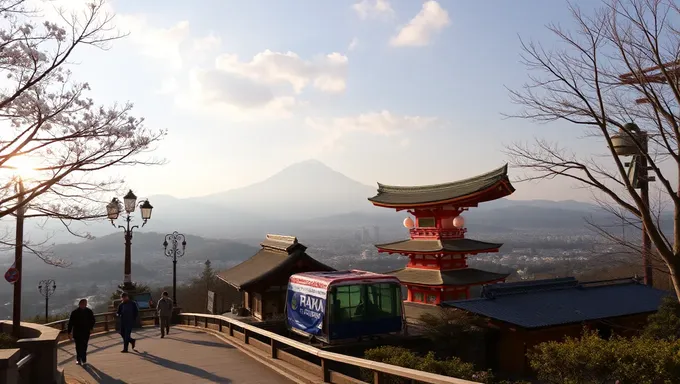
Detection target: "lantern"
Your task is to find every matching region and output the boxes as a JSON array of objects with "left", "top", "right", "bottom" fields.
[
  {"left": 610, "top": 123, "right": 642, "bottom": 156},
  {"left": 403, "top": 217, "right": 415, "bottom": 229},
  {"left": 106, "top": 198, "right": 120, "bottom": 220},
  {"left": 123, "top": 190, "right": 137, "bottom": 213},
  {"left": 453, "top": 216, "right": 465, "bottom": 228},
  {"left": 140, "top": 200, "right": 153, "bottom": 220}
]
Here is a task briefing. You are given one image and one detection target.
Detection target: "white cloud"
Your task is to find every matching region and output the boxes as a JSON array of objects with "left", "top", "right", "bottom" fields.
[
  {"left": 175, "top": 68, "right": 300, "bottom": 121},
  {"left": 305, "top": 111, "right": 436, "bottom": 150},
  {"left": 193, "top": 33, "right": 221, "bottom": 53},
  {"left": 352, "top": 0, "right": 394, "bottom": 20},
  {"left": 215, "top": 50, "right": 348, "bottom": 94},
  {"left": 348, "top": 37, "right": 359, "bottom": 51},
  {"left": 117, "top": 16, "right": 190, "bottom": 70},
  {"left": 390, "top": 1, "right": 450, "bottom": 47}
]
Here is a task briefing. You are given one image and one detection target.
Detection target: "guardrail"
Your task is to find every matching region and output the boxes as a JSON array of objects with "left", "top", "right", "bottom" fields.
[
  {"left": 16, "top": 352, "right": 34, "bottom": 382},
  {"left": 45, "top": 308, "right": 159, "bottom": 340},
  {"left": 179, "top": 312, "right": 481, "bottom": 384}
]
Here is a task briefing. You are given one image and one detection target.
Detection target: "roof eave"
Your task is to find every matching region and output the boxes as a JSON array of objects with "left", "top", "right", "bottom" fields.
[{"left": 368, "top": 179, "right": 515, "bottom": 209}]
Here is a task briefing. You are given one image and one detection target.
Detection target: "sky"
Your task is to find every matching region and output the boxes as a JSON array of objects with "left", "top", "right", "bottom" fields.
[{"left": 38, "top": 0, "right": 619, "bottom": 201}]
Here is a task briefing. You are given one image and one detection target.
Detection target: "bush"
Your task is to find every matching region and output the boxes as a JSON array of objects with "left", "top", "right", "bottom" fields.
[
  {"left": 419, "top": 309, "right": 488, "bottom": 364},
  {"left": 362, "top": 346, "right": 493, "bottom": 384},
  {"left": 0, "top": 333, "right": 16, "bottom": 349},
  {"left": 643, "top": 296, "right": 680, "bottom": 341},
  {"left": 528, "top": 329, "right": 680, "bottom": 384}
]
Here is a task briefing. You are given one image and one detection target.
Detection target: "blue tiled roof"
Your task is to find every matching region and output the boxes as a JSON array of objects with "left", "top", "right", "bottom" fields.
[{"left": 441, "top": 278, "right": 669, "bottom": 328}]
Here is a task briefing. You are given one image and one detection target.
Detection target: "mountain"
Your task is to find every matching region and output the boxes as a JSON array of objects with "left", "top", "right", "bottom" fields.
[
  {"left": 190, "top": 159, "right": 377, "bottom": 219},
  {"left": 1, "top": 159, "right": 654, "bottom": 245}
]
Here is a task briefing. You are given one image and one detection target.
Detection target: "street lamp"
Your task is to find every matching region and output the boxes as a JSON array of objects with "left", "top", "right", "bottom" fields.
[
  {"left": 38, "top": 279, "right": 56, "bottom": 323},
  {"left": 163, "top": 232, "right": 186, "bottom": 306},
  {"left": 107, "top": 190, "right": 154, "bottom": 290},
  {"left": 611, "top": 123, "right": 654, "bottom": 286}
]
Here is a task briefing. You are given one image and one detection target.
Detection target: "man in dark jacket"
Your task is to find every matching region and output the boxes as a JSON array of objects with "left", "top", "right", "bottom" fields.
[
  {"left": 116, "top": 293, "right": 139, "bottom": 352},
  {"left": 156, "top": 291, "right": 173, "bottom": 338},
  {"left": 67, "top": 298, "right": 95, "bottom": 365}
]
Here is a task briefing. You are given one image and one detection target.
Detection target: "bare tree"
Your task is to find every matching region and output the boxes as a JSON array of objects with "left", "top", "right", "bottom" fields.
[
  {"left": 505, "top": 0, "right": 680, "bottom": 299},
  {"left": 0, "top": 0, "right": 165, "bottom": 264}
]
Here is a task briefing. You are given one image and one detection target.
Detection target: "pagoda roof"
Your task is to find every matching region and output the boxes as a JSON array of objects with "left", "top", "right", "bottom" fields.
[
  {"left": 376, "top": 238, "right": 502, "bottom": 254},
  {"left": 368, "top": 164, "right": 514, "bottom": 208},
  {"left": 217, "top": 234, "right": 334, "bottom": 291},
  {"left": 387, "top": 267, "right": 509, "bottom": 286}
]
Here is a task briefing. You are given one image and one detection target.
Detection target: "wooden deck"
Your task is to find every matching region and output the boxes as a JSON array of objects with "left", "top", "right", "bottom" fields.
[{"left": 58, "top": 327, "right": 293, "bottom": 384}]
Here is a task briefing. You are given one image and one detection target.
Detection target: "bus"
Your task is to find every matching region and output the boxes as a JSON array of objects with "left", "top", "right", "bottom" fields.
[{"left": 285, "top": 270, "right": 405, "bottom": 344}]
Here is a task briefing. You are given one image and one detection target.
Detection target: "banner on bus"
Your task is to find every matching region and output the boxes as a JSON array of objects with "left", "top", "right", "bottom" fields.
[{"left": 286, "top": 281, "right": 326, "bottom": 335}]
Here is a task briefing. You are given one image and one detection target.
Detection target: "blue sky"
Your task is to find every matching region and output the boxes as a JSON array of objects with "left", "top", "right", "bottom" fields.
[{"left": 52, "top": 0, "right": 611, "bottom": 201}]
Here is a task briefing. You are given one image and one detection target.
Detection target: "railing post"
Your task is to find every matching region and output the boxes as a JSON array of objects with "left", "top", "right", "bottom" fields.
[
  {"left": 104, "top": 314, "right": 109, "bottom": 332},
  {"left": 194, "top": 316, "right": 198, "bottom": 326},
  {"left": 270, "top": 339, "right": 277, "bottom": 359},
  {"left": 229, "top": 323, "right": 234, "bottom": 336},
  {"left": 204, "top": 317, "right": 208, "bottom": 328},
  {"left": 373, "top": 371, "right": 381, "bottom": 384},
  {"left": 244, "top": 329, "right": 249, "bottom": 344},
  {"left": 321, "top": 358, "right": 331, "bottom": 382},
  {"left": 218, "top": 320, "right": 223, "bottom": 332}
]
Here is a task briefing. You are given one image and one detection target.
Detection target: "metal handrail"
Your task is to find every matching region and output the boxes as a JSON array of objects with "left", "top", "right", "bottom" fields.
[
  {"left": 179, "top": 312, "right": 481, "bottom": 384},
  {"left": 16, "top": 353, "right": 34, "bottom": 370}
]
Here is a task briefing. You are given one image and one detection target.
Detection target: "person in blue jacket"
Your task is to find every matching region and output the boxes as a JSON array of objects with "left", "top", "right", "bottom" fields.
[{"left": 116, "top": 292, "right": 139, "bottom": 352}]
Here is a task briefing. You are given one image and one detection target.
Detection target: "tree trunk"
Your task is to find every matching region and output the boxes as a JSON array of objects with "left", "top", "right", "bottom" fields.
[{"left": 667, "top": 257, "right": 680, "bottom": 300}]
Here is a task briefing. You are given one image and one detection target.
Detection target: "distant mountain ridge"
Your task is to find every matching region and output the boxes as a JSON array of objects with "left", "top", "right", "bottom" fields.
[
  {"left": 3, "top": 159, "right": 640, "bottom": 244},
  {"left": 189, "top": 159, "right": 377, "bottom": 219}
]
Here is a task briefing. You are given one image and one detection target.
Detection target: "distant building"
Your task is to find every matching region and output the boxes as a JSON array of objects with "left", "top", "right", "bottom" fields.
[
  {"left": 216, "top": 234, "right": 334, "bottom": 321},
  {"left": 367, "top": 164, "right": 514, "bottom": 319},
  {"left": 441, "top": 277, "right": 669, "bottom": 376}
]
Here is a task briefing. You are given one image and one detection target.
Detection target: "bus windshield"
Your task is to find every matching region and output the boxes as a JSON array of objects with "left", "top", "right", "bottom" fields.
[{"left": 328, "top": 282, "right": 402, "bottom": 325}]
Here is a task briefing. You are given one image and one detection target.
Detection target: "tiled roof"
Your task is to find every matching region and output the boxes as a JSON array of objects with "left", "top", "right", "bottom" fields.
[
  {"left": 441, "top": 277, "right": 669, "bottom": 328},
  {"left": 376, "top": 238, "right": 503, "bottom": 254},
  {"left": 387, "top": 267, "right": 509, "bottom": 286},
  {"left": 368, "top": 164, "right": 514, "bottom": 207},
  {"left": 216, "top": 234, "right": 334, "bottom": 290}
]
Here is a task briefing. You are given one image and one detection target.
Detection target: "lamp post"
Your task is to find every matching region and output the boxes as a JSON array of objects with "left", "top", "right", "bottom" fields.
[
  {"left": 38, "top": 279, "right": 56, "bottom": 323},
  {"left": 611, "top": 123, "right": 654, "bottom": 286},
  {"left": 12, "top": 177, "right": 25, "bottom": 338},
  {"left": 106, "top": 190, "right": 154, "bottom": 290},
  {"left": 163, "top": 232, "right": 186, "bottom": 306}
]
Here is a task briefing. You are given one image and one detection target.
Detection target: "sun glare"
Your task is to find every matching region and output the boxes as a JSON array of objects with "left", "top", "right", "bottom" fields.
[{"left": 4, "top": 156, "right": 39, "bottom": 179}]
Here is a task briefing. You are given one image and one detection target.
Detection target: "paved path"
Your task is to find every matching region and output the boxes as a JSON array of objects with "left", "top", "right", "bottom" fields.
[{"left": 58, "top": 327, "right": 293, "bottom": 384}]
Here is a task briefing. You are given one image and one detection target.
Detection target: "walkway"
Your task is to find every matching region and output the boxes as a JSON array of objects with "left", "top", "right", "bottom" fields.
[{"left": 58, "top": 327, "right": 293, "bottom": 384}]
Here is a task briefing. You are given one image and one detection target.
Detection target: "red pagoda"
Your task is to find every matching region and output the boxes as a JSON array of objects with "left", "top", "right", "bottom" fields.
[{"left": 368, "top": 165, "right": 515, "bottom": 305}]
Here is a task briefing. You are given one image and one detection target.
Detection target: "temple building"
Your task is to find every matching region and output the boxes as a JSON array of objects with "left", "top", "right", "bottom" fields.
[
  {"left": 368, "top": 165, "right": 515, "bottom": 306},
  {"left": 217, "top": 234, "right": 334, "bottom": 321}
]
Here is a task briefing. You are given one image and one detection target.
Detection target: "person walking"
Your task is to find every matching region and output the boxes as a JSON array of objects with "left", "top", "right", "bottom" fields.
[
  {"left": 67, "top": 298, "right": 95, "bottom": 365},
  {"left": 156, "top": 291, "right": 173, "bottom": 338},
  {"left": 116, "top": 293, "right": 139, "bottom": 353}
]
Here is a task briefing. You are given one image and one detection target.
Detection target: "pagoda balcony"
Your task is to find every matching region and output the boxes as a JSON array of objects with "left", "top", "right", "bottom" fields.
[{"left": 409, "top": 227, "right": 466, "bottom": 239}]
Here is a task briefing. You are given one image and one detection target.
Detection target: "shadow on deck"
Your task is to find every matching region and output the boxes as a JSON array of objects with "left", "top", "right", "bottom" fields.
[{"left": 58, "top": 327, "right": 292, "bottom": 384}]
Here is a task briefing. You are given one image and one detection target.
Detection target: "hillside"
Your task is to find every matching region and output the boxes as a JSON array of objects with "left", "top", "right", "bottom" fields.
[{"left": 0, "top": 232, "right": 258, "bottom": 320}]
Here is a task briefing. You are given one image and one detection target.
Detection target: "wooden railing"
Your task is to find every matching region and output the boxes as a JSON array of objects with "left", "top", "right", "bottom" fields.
[
  {"left": 45, "top": 309, "right": 159, "bottom": 340},
  {"left": 179, "top": 312, "right": 481, "bottom": 384}
]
